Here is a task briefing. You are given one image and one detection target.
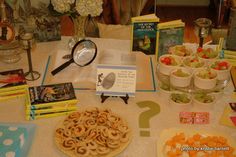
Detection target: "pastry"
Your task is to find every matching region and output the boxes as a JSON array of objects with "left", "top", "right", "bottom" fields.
[{"left": 54, "top": 108, "right": 131, "bottom": 157}]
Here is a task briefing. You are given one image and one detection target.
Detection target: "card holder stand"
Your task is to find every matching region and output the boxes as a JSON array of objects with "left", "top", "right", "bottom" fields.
[{"left": 100, "top": 93, "right": 129, "bottom": 104}]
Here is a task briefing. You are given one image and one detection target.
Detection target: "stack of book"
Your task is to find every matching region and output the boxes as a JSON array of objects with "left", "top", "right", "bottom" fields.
[
  {"left": 26, "top": 82, "right": 78, "bottom": 120},
  {"left": 0, "top": 69, "right": 29, "bottom": 102}
]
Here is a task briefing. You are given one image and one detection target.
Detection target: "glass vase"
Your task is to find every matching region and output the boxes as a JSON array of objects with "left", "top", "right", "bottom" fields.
[{"left": 68, "top": 15, "right": 87, "bottom": 50}]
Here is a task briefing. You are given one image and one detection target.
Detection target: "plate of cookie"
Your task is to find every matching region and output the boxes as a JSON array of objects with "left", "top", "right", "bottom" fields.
[
  {"left": 54, "top": 107, "right": 132, "bottom": 157},
  {"left": 157, "top": 128, "right": 236, "bottom": 157}
]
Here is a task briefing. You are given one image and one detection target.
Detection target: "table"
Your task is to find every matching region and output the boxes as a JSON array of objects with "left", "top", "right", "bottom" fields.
[{"left": 0, "top": 37, "right": 236, "bottom": 157}]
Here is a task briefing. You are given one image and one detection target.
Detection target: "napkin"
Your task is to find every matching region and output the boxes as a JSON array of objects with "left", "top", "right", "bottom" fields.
[{"left": 0, "top": 126, "right": 27, "bottom": 157}]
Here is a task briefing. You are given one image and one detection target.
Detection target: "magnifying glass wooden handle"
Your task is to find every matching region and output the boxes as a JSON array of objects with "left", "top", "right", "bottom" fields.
[{"left": 51, "top": 59, "right": 73, "bottom": 76}]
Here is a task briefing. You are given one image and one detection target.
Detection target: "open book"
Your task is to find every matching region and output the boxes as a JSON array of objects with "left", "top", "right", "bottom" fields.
[{"left": 43, "top": 49, "right": 156, "bottom": 91}]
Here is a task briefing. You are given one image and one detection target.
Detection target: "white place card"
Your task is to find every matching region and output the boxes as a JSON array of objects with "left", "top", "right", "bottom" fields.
[{"left": 96, "top": 64, "right": 136, "bottom": 97}]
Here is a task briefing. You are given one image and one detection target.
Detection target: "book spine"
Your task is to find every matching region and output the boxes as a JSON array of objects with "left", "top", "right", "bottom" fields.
[
  {"left": 26, "top": 110, "right": 76, "bottom": 120},
  {"left": 0, "top": 85, "right": 28, "bottom": 93},
  {"left": 0, "top": 89, "right": 26, "bottom": 96},
  {"left": 26, "top": 99, "right": 78, "bottom": 110},
  {"left": 0, "top": 93, "right": 26, "bottom": 102},
  {"left": 25, "top": 106, "right": 77, "bottom": 115}
]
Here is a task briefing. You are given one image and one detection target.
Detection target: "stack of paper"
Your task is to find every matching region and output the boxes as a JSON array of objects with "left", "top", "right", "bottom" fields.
[{"left": 26, "top": 82, "right": 78, "bottom": 120}]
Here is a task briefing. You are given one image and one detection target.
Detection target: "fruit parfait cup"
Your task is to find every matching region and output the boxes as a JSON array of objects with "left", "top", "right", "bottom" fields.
[
  {"left": 159, "top": 54, "right": 181, "bottom": 76},
  {"left": 183, "top": 55, "right": 205, "bottom": 73},
  {"left": 170, "top": 68, "right": 192, "bottom": 88},
  {"left": 169, "top": 91, "right": 192, "bottom": 110},
  {"left": 194, "top": 68, "right": 217, "bottom": 90},
  {"left": 210, "top": 60, "right": 232, "bottom": 81},
  {"left": 196, "top": 47, "right": 218, "bottom": 65},
  {"left": 168, "top": 45, "right": 193, "bottom": 58},
  {"left": 193, "top": 92, "right": 216, "bottom": 110}
]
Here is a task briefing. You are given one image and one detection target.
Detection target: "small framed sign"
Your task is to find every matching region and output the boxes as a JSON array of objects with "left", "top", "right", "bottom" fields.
[{"left": 96, "top": 64, "right": 136, "bottom": 97}]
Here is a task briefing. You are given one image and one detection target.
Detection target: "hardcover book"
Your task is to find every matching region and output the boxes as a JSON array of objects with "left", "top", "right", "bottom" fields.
[
  {"left": 0, "top": 69, "right": 28, "bottom": 101},
  {"left": 157, "top": 20, "right": 185, "bottom": 60},
  {"left": 26, "top": 82, "right": 78, "bottom": 120},
  {"left": 0, "top": 69, "right": 27, "bottom": 91},
  {"left": 28, "top": 82, "right": 77, "bottom": 108},
  {"left": 131, "top": 14, "right": 159, "bottom": 55}
]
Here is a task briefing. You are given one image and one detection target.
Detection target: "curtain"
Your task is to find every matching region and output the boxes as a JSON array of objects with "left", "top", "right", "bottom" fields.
[{"left": 101, "top": 0, "right": 145, "bottom": 25}]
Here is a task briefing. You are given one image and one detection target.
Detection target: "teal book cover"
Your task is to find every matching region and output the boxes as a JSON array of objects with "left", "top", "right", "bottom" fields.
[
  {"left": 157, "top": 27, "right": 184, "bottom": 58},
  {"left": 132, "top": 22, "right": 158, "bottom": 55}
]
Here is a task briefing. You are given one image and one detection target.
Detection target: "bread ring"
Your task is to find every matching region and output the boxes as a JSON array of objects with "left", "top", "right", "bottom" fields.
[
  {"left": 83, "top": 118, "right": 97, "bottom": 129},
  {"left": 61, "top": 138, "right": 77, "bottom": 151},
  {"left": 108, "top": 129, "right": 120, "bottom": 140},
  {"left": 74, "top": 145, "right": 90, "bottom": 157},
  {"left": 71, "top": 124, "right": 86, "bottom": 137},
  {"left": 107, "top": 139, "right": 121, "bottom": 149},
  {"left": 96, "top": 146, "right": 110, "bottom": 155},
  {"left": 120, "top": 132, "right": 130, "bottom": 143}
]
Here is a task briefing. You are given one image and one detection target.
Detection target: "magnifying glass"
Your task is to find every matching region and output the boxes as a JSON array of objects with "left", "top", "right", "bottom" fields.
[{"left": 51, "top": 39, "right": 97, "bottom": 76}]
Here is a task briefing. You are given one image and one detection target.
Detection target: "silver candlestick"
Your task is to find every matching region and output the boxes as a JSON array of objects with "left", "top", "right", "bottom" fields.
[{"left": 20, "top": 32, "right": 40, "bottom": 81}]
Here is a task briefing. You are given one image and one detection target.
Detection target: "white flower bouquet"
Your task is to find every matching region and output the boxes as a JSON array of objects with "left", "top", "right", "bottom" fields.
[{"left": 49, "top": 0, "right": 103, "bottom": 17}]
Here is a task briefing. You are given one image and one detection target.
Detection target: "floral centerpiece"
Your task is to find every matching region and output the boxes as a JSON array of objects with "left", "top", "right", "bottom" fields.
[{"left": 49, "top": 0, "right": 103, "bottom": 39}]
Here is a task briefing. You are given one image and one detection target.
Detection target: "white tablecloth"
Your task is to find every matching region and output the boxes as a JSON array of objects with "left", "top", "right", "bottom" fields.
[{"left": 0, "top": 37, "right": 235, "bottom": 157}]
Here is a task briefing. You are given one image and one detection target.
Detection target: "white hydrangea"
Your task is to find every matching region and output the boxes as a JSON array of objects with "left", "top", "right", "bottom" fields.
[
  {"left": 75, "top": 0, "right": 103, "bottom": 17},
  {"left": 51, "top": 0, "right": 75, "bottom": 13}
]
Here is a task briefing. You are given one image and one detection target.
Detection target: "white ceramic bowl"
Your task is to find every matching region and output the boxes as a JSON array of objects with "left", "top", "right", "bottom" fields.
[
  {"left": 168, "top": 45, "right": 193, "bottom": 58},
  {"left": 158, "top": 85, "right": 172, "bottom": 100},
  {"left": 170, "top": 68, "right": 192, "bottom": 87},
  {"left": 159, "top": 54, "right": 181, "bottom": 76},
  {"left": 182, "top": 56, "right": 205, "bottom": 73},
  {"left": 193, "top": 93, "right": 216, "bottom": 110},
  {"left": 169, "top": 92, "right": 192, "bottom": 111},
  {"left": 194, "top": 69, "right": 217, "bottom": 90},
  {"left": 196, "top": 47, "right": 219, "bottom": 66},
  {"left": 210, "top": 60, "right": 232, "bottom": 81}
]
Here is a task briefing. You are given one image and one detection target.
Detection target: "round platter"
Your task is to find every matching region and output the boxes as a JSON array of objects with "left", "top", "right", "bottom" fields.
[
  {"left": 157, "top": 128, "right": 236, "bottom": 157},
  {"left": 54, "top": 107, "right": 132, "bottom": 157}
]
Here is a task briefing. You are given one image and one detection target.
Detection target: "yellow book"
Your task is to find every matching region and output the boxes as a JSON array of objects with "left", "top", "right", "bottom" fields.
[
  {"left": 0, "top": 89, "right": 27, "bottom": 102},
  {"left": 26, "top": 82, "right": 78, "bottom": 110},
  {"left": 156, "top": 19, "right": 185, "bottom": 61},
  {"left": 26, "top": 105, "right": 78, "bottom": 115},
  {"left": 0, "top": 69, "right": 28, "bottom": 93},
  {"left": 26, "top": 110, "right": 76, "bottom": 120},
  {"left": 131, "top": 13, "right": 159, "bottom": 55}
]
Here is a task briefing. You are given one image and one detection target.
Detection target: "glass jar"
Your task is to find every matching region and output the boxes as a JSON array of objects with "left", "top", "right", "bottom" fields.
[{"left": 0, "top": 41, "right": 21, "bottom": 63}]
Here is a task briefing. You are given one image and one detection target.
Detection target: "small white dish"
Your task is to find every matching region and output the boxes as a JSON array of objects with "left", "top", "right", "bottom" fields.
[
  {"left": 193, "top": 93, "right": 216, "bottom": 110},
  {"left": 170, "top": 68, "right": 192, "bottom": 87},
  {"left": 168, "top": 45, "right": 193, "bottom": 58},
  {"left": 169, "top": 92, "right": 192, "bottom": 111},
  {"left": 158, "top": 85, "right": 172, "bottom": 100},
  {"left": 196, "top": 47, "right": 219, "bottom": 66},
  {"left": 194, "top": 69, "right": 217, "bottom": 90},
  {"left": 210, "top": 59, "right": 232, "bottom": 81},
  {"left": 182, "top": 56, "right": 205, "bottom": 73},
  {"left": 159, "top": 54, "right": 181, "bottom": 76}
]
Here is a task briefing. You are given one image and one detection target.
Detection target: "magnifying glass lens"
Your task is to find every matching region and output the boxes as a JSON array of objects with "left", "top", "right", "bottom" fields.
[
  {"left": 51, "top": 40, "right": 97, "bottom": 76},
  {"left": 73, "top": 41, "right": 96, "bottom": 66}
]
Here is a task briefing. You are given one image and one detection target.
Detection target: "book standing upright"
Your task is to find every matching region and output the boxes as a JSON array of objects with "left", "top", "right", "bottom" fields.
[
  {"left": 131, "top": 14, "right": 159, "bottom": 55},
  {"left": 156, "top": 20, "right": 185, "bottom": 61}
]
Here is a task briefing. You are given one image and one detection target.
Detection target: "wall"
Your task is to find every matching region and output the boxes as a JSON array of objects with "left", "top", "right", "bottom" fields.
[{"left": 155, "top": 0, "right": 210, "bottom": 6}]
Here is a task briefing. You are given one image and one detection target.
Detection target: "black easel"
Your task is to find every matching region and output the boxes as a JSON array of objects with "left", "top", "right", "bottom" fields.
[{"left": 100, "top": 93, "right": 129, "bottom": 104}]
